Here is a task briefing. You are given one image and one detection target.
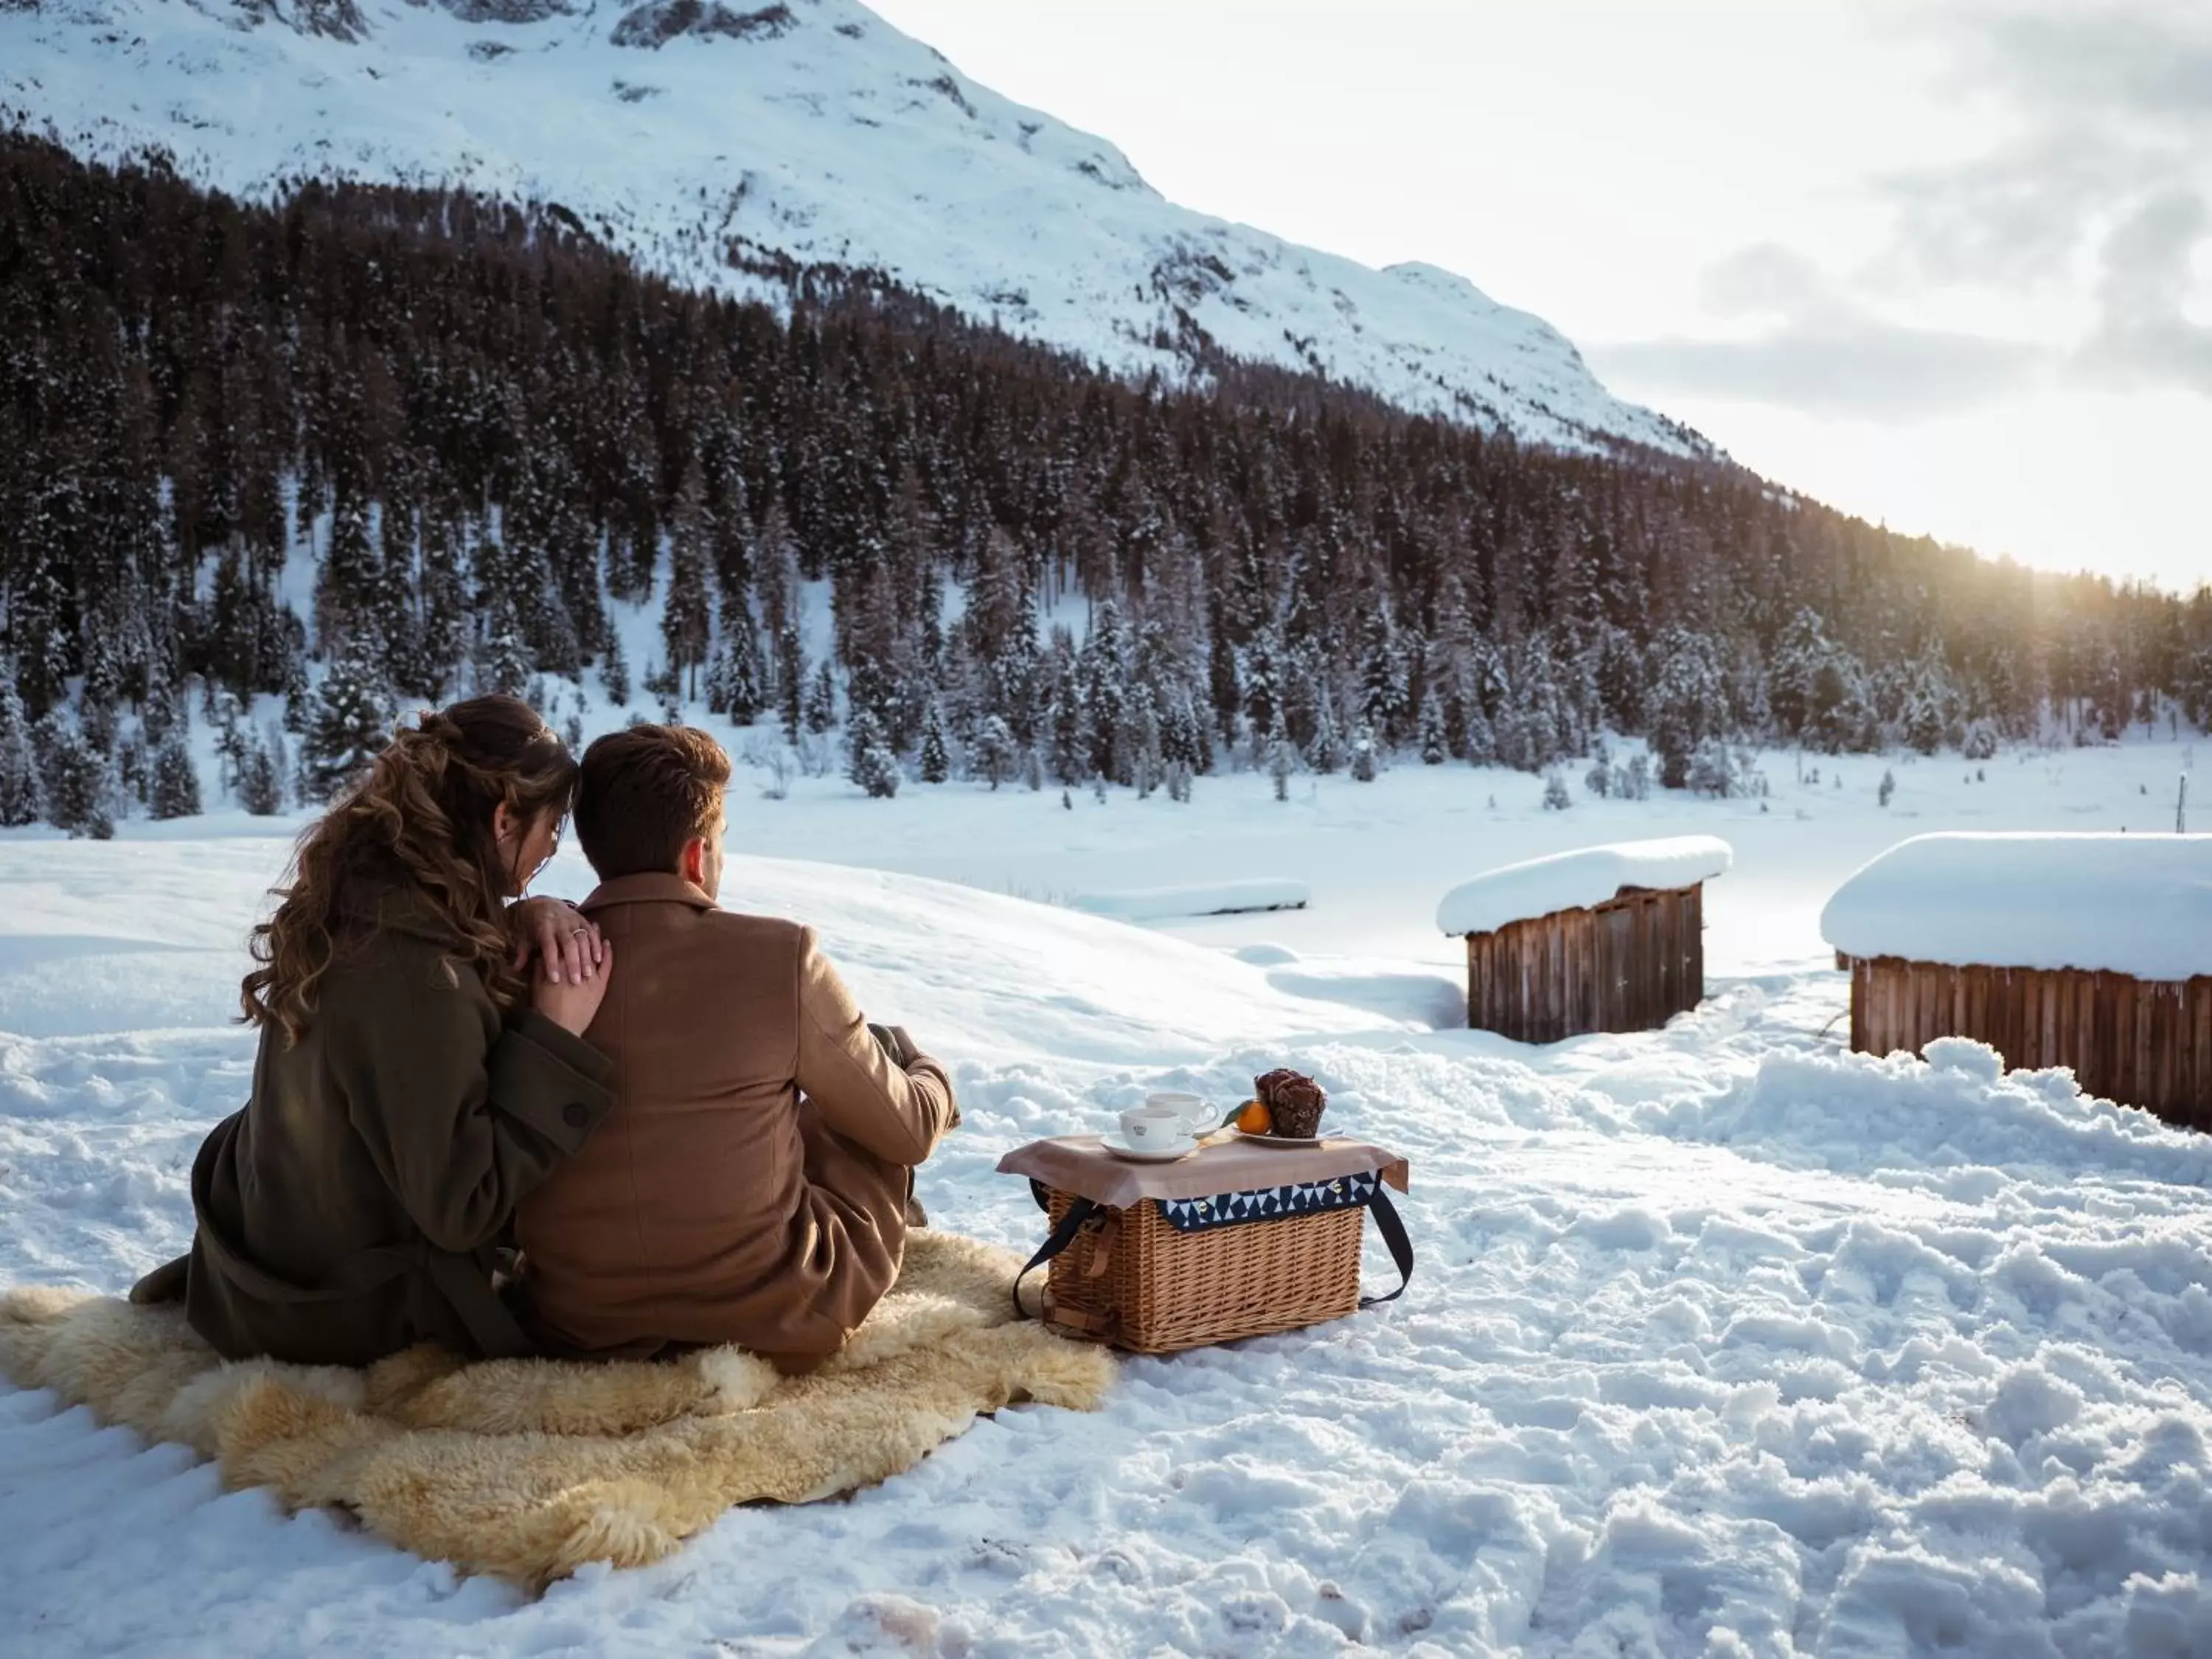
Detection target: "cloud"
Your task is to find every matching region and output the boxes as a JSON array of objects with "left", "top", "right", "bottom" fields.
[
  {"left": 1696, "top": 243, "right": 1829, "bottom": 316},
  {"left": 2079, "top": 186, "right": 2212, "bottom": 393},
  {"left": 1604, "top": 1, "right": 2212, "bottom": 420},
  {"left": 1868, "top": 126, "right": 2138, "bottom": 292},
  {"left": 1596, "top": 240, "right": 2049, "bottom": 421},
  {"left": 1863, "top": 0, "right": 2212, "bottom": 389},
  {"left": 1596, "top": 316, "right": 2047, "bottom": 422},
  {"left": 1950, "top": 0, "right": 2212, "bottom": 128}
]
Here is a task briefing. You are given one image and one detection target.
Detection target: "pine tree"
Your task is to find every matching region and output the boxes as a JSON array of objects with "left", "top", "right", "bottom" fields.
[
  {"left": 919, "top": 698, "right": 950, "bottom": 783},
  {"left": 78, "top": 633, "right": 122, "bottom": 756},
  {"left": 973, "top": 714, "right": 1017, "bottom": 791},
  {"left": 1542, "top": 770, "right": 1572, "bottom": 811},
  {"left": 148, "top": 731, "right": 202, "bottom": 820},
  {"left": 1462, "top": 700, "right": 1498, "bottom": 767},
  {"left": 1046, "top": 638, "right": 1089, "bottom": 785},
  {"left": 1241, "top": 629, "right": 1281, "bottom": 762},
  {"left": 416, "top": 512, "right": 468, "bottom": 702},
  {"left": 1646, "top": 629, "right": 1729, "bottom": 790},
  {"left": 477, "top": 598, "right": 532, "bottom": 700},
  {"left": 238, "top": 731, "right": 285, "bottom": 815},
  {"left": 0, "top": 678, "right": 39, "bottom": 827},
  {"left": 1349, "top": 725, "right": 1378, "bottom": 783},
  {"left": 1078, "top": 601, "right": 1129, "bottom": 782},
  {"left": 1357, "top": 605, "right": 1398, "bottom": 745},
  {"left": 1267, "top": 721, "right": 1296, "bottom": 802},
  {"left": 643, "top": 660, "right": 682, "bottom": 722},
  {"left": 804, "top": 661, "right": 838, "bottom": 734},
  {"left": 845, "top": 705, "right": 900, "bottom": 799},
  {"left": 663, "top": 468, "right": 714, "bottom": 703},
  {"left": 1686, "top": 740, "right": 1736, "bottom": 799},
  {"left": 319, "top": 487, "right": 379, "bottom": 655},
  {"left": 35, "top": 714, "right": 112, "bottom": 838},
  {"left": 1621, "top": 752, "right": 1652, "bottom": 801},
  {"left": 1308, "top": 693, "right": 1343, "bottom": 774},
  {"left": 705, "top": 644, "right": 732, "bottom": 715},
  {"left": 721, "top": 617, "right": 764, "bottom": 724},
  {"left": 1206, "top": 597, "right": 1242, "bottom": 748},
  {"left": 776, "top": 622, "right": 805, "bottom": 744},
  {"left": 1902, "top": 693, "right": 1944, "bottom": 756},
  {"left": 139, "top": 650, "right": 181, "bottom": 745},
  {"left": 13, "top": 568, "right": 72, "bottom": 718},
  {"left": 305, "top": 641, "right": 391, "bottom": 801},
  {"left": 1418, "top": 690, "right": 1447, "bottom": 765},
  {"left": 599, "top": 630, "right": 632, "bottom": 708}
]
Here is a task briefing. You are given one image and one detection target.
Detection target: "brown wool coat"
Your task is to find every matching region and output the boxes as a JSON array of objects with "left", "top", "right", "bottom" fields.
[
  {"left": 131, "top": 895, "right": 616, "bottom": 1368},
  {"left": 515, "top": 873, "right": 959, "bottom": 1362}
]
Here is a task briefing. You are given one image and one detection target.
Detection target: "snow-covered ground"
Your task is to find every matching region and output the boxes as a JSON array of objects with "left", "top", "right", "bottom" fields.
[
  {"left": 7, "top": 737, "right": 2212, "bottom": 1657},
  {"left": 0, "top": 0, "right": 1700, "bottom": 456}
]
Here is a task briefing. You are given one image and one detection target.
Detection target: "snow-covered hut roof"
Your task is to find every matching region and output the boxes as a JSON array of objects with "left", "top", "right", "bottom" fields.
[
  {"left": 1820, "top": 832, "right": 2212, "bottom": 981},
  {"left": 1436, "top": 836, "right": 1733, "bottom": 938}
]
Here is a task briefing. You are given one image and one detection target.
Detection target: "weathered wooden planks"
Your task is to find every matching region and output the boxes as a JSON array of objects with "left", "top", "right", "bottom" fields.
[
  {"left": 1464, "top": 883, "right": 1707, "bottom": 1043},
  {"left": 1846, "top": 956, "right": 2212, "bottom": 1130}
]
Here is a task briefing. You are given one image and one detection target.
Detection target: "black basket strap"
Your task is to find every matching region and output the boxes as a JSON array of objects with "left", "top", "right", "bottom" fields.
[
  {"left": 1358, "top": 1187, "right": 1414, "bottom": 1308},
  {"left": 1012, "top": 1194, "right": 1099, "bottom": 1318}
]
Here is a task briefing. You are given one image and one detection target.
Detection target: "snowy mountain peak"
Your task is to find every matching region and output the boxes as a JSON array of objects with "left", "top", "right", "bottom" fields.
[{"left": 1, "top": 0, "right": 1706, "bottom": 456}]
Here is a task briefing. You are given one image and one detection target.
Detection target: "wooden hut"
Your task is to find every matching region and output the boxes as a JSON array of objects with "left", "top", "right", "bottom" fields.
[
  {"left": 1822, "top": 832, "right": 2212, "bottom": 1129},
  {"left": 1436, "top": 837, "right": 1732, "bottom": 1043}
]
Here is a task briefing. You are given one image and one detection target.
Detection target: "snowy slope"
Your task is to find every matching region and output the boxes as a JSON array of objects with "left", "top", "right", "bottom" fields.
[
  {"left": 9, "top": 828, "right": 2212, "bottom": 1654},
  {"left": 0, "top": 0, "right": 1705, "bottom": 456}
]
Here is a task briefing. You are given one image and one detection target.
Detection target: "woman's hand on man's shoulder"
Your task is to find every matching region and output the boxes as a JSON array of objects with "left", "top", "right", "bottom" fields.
[
  {"left": 509, "top": 895, "right": 605, "bottom": 987},
  {"left": 532, "top": 938, "right": 613, "bottom": 1038}
]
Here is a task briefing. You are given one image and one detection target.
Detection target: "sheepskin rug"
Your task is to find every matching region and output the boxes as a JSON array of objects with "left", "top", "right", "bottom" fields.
[{"left": 0, "top": 1231, "right": 1116, "bottom": 1587}]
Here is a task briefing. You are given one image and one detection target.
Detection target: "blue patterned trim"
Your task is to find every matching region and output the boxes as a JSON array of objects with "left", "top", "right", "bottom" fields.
[{"left": 1157, "top": 1170, "right": 1381, "bottom": 1234}]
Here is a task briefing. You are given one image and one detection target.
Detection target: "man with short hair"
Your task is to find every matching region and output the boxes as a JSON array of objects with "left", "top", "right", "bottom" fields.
[{"left": 515, "top": 723, "right": 958, "bottom": 1367}]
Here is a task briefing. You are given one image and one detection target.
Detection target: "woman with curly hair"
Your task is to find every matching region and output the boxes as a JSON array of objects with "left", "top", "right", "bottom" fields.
[{"left": 131, "top": 696, "right": 619, "bottom": 1366}]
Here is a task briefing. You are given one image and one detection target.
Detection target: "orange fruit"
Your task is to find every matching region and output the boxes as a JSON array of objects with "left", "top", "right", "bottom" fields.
[{"left": 1236, "top": 1099, "right": 1273, "bottom": 1135}]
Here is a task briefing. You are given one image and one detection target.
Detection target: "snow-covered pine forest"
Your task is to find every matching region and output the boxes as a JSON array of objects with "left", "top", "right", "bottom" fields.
[{"left": 1, "top": 134, "right": 2204, "bottom": 835}]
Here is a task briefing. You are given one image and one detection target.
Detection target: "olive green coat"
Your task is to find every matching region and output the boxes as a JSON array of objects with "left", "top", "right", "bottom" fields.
[{"left": 132, "top": 900, "right": 615, "bottom": 1367}]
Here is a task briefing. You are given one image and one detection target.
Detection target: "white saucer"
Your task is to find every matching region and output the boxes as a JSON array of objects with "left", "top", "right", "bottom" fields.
[
  {"left": 1099, "top": 1133, "right": 1199, "bottom": 1162},
  {"left": 1235, "top": 1127, "right": 1324, "bottom": 1147}
]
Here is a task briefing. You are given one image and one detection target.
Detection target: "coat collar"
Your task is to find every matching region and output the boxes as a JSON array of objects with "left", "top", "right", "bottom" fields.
[{"left": 578, "top": 872, "right": 717, "bottom": 914}]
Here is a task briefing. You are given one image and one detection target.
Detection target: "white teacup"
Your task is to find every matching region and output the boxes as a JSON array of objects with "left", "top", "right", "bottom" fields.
[{"left": 1118, "top": 1093, "right": 1211, "bottom": 1150}]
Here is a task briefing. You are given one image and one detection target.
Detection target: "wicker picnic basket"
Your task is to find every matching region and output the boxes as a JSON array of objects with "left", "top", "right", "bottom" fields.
[
  {"left": 1006, "top": 1152, "right": 1413, "bottom": 1355},
  {"left": 1036, "top": 1187, "right": 1367, "bottom": 1353}
]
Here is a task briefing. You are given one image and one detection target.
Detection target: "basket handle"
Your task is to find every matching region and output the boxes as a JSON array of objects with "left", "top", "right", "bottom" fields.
[
  {"left": 1012, "top": 1195, "right": 1100, "bottom": 1318},
  {"left": 1358, "top": 1187, "right": 1414, "bottom": 1308}
]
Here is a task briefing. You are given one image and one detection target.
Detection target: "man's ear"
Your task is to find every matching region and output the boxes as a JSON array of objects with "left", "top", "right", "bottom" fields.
[{"left": 680, "top": 835, "right": 706, "bottom": 886}]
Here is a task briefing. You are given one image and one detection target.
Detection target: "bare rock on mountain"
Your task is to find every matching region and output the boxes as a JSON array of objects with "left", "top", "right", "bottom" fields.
[
  {"left": 610, "top": 0, "right": 794, "bottom": 49},
  {"left": 428, "top": 0, "right": 573, "bottom": 23},
  {"left": 232, "top": 0, "right": 369, "bottom": 41}
]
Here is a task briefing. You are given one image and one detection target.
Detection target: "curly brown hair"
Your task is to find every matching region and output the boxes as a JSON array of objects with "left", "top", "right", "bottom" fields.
[{"left": 240, "top": 695, "right": 579, "bottom": 1043}]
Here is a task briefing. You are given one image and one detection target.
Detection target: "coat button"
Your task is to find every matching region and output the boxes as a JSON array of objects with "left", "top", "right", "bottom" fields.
[{"left": 563, "top": 1102, "right": 590, "bottom": 1129}]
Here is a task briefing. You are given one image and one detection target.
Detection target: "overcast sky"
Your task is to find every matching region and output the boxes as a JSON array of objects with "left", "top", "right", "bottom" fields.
[{"left": 866, "top": 0, "right": 2212, "bottom": 594}]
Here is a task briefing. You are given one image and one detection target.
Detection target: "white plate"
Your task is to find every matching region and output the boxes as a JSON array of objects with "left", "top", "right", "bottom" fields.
[
  {"left": 1099, "top": 1133, "right": 1199, "bottom": 1162},
  {"left": 1235, "top": 1127, "right": 1324, "bottom": 1147}
]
